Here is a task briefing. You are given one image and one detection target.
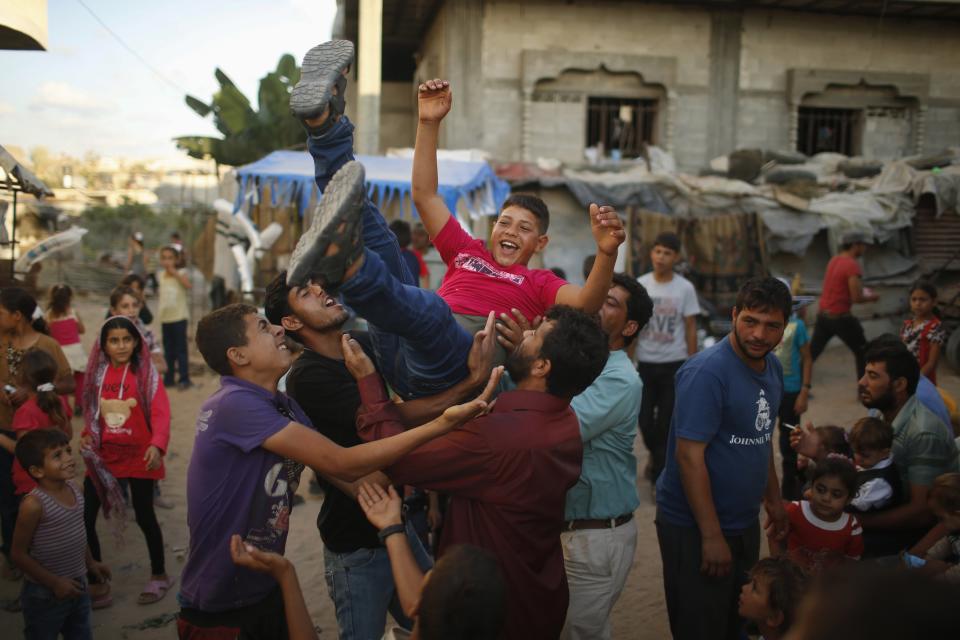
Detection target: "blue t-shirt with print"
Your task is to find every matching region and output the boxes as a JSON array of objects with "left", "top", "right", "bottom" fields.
[
  {"left": 656, "top": 336, "right": 783, "bottom": 532},
  {"left": 773, "top": 315, "right": 808, "bottom": 393}
]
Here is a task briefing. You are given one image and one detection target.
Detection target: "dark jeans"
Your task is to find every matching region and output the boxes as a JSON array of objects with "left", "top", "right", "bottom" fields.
[
  {"left": 637, "top": 360, "right": 684, "bottom": 482},
  {"left": 778, "top": 390, "right": 802, "bottom": 501},
  {"left": 0, "top": 432, "right": 18, "bottom": 560},
  {"left": 178, "top": 587, "right": 288, "bottom": 640},
  {"left": 656, "top": 514, "right": 760, "bottom": 640},
  {"left": 21, "top": 579, "right": 92, "bottom": 640},
  {"left": 84, "top": 477, "right": 165, "bottom": 576},
  {"left": 810, "top": 313, "right": 866, "bottom": 381},
  {"left": 307, "top": 117, "right": 473, "bottom": 399},
  {"left": 162, "top": 319, "right": 190, "bottom": 386}
]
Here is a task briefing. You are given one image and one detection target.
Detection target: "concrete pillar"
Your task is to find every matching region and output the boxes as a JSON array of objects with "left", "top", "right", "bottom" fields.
[
  {"left": 707, "top": 10, "right": 742, "bottom": 160},
  {"left": 442, "top": 0, "right": 482, "bottom": 150},
  {"left": 357, "top": 0, "right": 382, "bottom": 155}
]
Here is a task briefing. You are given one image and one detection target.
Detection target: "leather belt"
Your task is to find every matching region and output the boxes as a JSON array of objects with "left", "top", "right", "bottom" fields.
[{"left": 565, "top": 512, "right": 633, "bottom": 531}]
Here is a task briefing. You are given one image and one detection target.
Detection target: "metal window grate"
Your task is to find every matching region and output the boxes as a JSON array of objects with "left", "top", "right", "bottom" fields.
[
  {"left": 587, "top": 97, "right": 658, "bottom": 158},
  {"left": 797, "top": 107, "right": 860, "bottom": 156}
]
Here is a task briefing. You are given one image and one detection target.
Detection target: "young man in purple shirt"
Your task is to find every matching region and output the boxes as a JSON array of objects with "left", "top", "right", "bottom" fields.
[{"left": 177, "top": 303, "right": 497, "bottom": 639}]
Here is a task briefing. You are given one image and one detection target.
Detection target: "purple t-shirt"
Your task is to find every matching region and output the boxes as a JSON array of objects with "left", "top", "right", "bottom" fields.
[{"left": 179, "top": 376, "right": 313, "bottom": 612}]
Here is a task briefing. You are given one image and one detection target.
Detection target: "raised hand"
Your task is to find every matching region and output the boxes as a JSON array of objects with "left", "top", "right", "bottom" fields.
[
  {"left": 341, "top": 334, "right": 377, "bottom": 380},
  {"left": 496, "top": 308, "right": 540, "bottom": 353},
  {"left": 441, "top": 365, "right": 503, "bottom": 426},
  {"left": 358, "top": 482, "right": 403, "bottom": 531},
  {"left": 418, "top": 79, "right": 452, "bottom": 123},
  {"left": 466, "top": 311, "right": 497, "bottom": 389},
  {"left": 589, "top": 204, "right": 625, "bottom": 257}
]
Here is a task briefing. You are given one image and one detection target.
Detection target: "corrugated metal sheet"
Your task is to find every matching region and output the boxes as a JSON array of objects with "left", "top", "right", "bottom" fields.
[{"left": 913, "top": 201, "right": 960, "bottom": 272}]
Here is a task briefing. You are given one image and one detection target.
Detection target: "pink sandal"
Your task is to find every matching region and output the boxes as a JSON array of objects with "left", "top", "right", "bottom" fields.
[{"left": 137, "top": 576, "right": 175, "bottom": 605}]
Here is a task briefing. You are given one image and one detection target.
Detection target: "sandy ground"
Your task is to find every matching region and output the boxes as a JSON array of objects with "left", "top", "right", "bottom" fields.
[{"left": 1, "top": 294, "right": 959, "bottom": 639}]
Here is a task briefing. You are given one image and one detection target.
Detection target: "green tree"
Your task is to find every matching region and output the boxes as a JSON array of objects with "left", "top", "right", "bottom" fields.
[{"left": 174, "top": 54, "right": 304, "bottom": 167}]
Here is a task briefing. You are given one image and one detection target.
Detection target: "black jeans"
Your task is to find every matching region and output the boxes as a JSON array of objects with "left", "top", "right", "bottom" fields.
[
  {"left": 778, "top": 391, "right": 802, "bottom": 501},
  {"left": 637, "top": 360, "right": 685, "bottom": 481},
  {"left": 656, "top": 514, "right": 760, "bottom": 640},
  {"left": 162, "top": 319, "right": 190, "bottom": 386},
  {"left": 810, "top": 313, "right": 867, "bottom": 381},
  {"left": 84, "top": 476, "right": 165, "bottom": 576},
  {"left": 0, "top": 432, "right": 19, "bottom": 560}
]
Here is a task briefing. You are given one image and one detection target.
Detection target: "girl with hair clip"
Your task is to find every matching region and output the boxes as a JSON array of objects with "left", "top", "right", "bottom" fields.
[
  {"left": 0, "top": 350, "right": 73, "bottom": 497},
  {"left": 0, "top": 288, "right": 74, "bottom": 577},
  {"left": 80, "top": 316, "right": 173, "bottom": 606},
  {"left": 46, "top": 284, "right": 86, "bottom": 413}
]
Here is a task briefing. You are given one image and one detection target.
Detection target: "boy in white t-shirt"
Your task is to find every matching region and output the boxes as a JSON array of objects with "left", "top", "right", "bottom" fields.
[{"left": 635, "top": 232, "right": 700, "bottom": 482}]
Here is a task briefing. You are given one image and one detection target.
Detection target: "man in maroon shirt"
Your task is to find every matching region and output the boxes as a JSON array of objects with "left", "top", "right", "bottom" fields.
[
  {"left": 349, "top": 305, "right": 609, "bottom": 640},
  {"left": 810, "top": 231, "right": 880, "bottom": 380}
]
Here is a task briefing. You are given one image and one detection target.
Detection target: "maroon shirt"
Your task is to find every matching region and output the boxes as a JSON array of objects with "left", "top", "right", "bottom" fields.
[{"left": 356, "top": 375, "right": 583, "bottom": 640}]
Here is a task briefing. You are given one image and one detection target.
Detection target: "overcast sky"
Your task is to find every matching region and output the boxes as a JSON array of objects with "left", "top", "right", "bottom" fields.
[{"left": 0, "top": 0, "right": 337, "bottom": 163}]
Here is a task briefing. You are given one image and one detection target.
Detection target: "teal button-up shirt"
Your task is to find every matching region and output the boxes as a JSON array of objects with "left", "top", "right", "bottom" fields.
[
  {"left": 564, "top": 349, "right": 643, "bottom": 520},
  {"left": 890, "top": 394, "right": 959, "bottom": 490}
]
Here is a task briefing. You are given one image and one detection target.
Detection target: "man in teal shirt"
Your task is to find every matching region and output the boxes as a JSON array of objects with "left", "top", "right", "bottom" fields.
[{"left": 560, "top": 273, "right": 653, "bottom": 640}]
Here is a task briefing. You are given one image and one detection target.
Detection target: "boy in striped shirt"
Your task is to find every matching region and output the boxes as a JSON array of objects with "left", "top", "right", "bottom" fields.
[{"left": 11, "top": 429, "right": 110, "bottom": 639}]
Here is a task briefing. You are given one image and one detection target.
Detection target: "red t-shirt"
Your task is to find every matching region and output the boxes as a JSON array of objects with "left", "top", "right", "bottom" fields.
[
  {"left": 785, "top": 500, "right": 864, "bottom": 574},
  {"left": 82, "top": 364, "right": 170, "bottom": 480},
  {"left": 433, "top": 216, "right": 567, "bottom": 322},
  {"left": 11, "top": 396, "right": 73, "bottom": 495},
  {"left": 819, "top": 255, "right": 861, "bottom": 315}
]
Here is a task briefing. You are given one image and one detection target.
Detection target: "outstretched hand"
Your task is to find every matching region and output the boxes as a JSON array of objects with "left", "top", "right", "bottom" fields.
[
  {"left": 442, "top": 365, "right": 503, "bottom": 425},
  {"left": 589, "top": 204, "right": 625, "bottom": 257},
  {"left": 229, "top": 534, "right": 292, "bottom": 581},
  {"left": 342, "top": 334, "right": 377, "bottom": 380},
  {"left": 418, "top": 79, "right": 452, "bottom": 123},
  {"left": 466, "top": 311, "right": 497, "bottom": 389},
  {"left": 496, "top": 308, "right": 540, "bottom": 353},
  {"left": 358, "top": 482, "right": 403, "bottom": 531}
]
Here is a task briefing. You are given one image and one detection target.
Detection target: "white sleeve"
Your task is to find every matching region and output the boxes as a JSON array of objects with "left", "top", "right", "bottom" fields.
[
  {"left": 682, "top": 280, "right": 701, "bottom": 317},
  {"left": 850, "top": 477, "right": 894, "bottom": 511}
]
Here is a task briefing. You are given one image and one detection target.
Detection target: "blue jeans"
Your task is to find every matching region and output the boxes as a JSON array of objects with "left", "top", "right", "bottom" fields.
[
  {"left": 162, "top": 319, "right": 190, "bottom": 386},
  {"left": 21, "top": 579, "right": 93, "bottom": 640},
  {"left": 322, "top": 522, "right": 433, "bottom": 640},
  {"left": 307, "top": 118, "right": 473, "bottom": 399}
]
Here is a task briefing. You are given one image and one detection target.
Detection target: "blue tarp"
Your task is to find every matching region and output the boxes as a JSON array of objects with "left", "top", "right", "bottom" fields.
[{"left": 234, "top": 150, "right": 510, "bottom": 220}]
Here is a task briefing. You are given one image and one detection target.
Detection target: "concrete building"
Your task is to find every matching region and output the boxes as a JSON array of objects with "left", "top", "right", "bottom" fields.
[{"left": 335, "top": 0, "right": 960, "bottom": 171}]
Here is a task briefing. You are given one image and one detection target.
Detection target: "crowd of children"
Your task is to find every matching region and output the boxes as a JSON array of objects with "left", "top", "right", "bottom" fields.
[{"left": 3, "top": 38, "right": 960, "bottom": 640}]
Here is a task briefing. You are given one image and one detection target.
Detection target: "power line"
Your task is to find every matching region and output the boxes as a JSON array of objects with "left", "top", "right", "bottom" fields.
[{"left": 74, "top": 0, "right": 187, "bottom": 95}]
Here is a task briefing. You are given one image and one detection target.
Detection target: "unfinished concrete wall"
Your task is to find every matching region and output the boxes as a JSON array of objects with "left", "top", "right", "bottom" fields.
[{"left": 379, "top": 81, "right": 416, "bottom": 151}]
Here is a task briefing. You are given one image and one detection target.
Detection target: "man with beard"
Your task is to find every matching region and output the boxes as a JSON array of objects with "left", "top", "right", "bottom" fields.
[
  {"left": 655, "top": 277, "right": 791, "bottom": 640},
  {"left": 263, "top": 273, "right": 495, "bottom": 640},
  {"left": 794, "top": 337, "right": 957, "bottom": 556},
  {"left": 348, "top": 305, "right": 609, "bottom": 640}
]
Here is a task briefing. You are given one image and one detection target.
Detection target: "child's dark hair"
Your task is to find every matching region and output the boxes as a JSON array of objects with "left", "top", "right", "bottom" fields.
[
  {"left": 811, "top": 454, "right": 859, "bottom": 497},
  {"left": 100, "top": 316, "right": 142, "bottom": 370},
  {"left": 15, "top": 428, "right": 70, "bottom": 476},
  {"left": 909, "top": 278, "right": 937, "bottom": 300},
  {"left": 20, "top": 349, "right": 68, "bottom": 432},
  {"left": 815, "top": 425, "right": 853, "bottom": 459},
  {"left": 849, "top": 417, "right": 894, "bottom": 453},
  {"left": 418, "top": 544, "right": 506, "bottom": 640},
  {"left": 109, "top": 285, "right": 141, "bottom": 310},
  {"left": 389, "top": 219, "right": 412, "bottom": 249},
  {"left": 748, "top": 557, "right": 808, "bottom": 633},
  {"left": 501, "top": 193, "right": 550, "bottom": 234},
  {"left": 0, "top": 287, "right": 49, "bottom": 334},
  {"left": 929, "top": 473, "right": 960, "bottom": 513},
  {"left": 120, "top": 273, "right": 146, "bottom": 290},
  {"left": 196, "top": 303, "right": 259, "bottom": 376},
  {"left": 653, "top": 231, "right": 682, "bottom": 253},
  {"left": 47, "top": 284, "right": 74, "bottom": 317}
]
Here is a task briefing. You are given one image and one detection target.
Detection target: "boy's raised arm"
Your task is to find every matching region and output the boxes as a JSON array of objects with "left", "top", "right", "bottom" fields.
[
  {"left": 412, "top": 79, "right": 455, "bottom": 239},
  {"left": 554, "top": 204, "right": 625, "bottom": 313}
]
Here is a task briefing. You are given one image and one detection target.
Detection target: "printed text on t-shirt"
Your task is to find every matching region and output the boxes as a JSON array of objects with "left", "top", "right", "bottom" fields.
[{"left": 454, "top": 253, "right": 525, "bottom": 286}]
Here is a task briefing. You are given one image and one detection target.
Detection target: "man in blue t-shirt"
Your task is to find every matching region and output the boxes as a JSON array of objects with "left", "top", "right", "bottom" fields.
[{"left": 655, "top": 278, "right": 791, "bottom": 640}]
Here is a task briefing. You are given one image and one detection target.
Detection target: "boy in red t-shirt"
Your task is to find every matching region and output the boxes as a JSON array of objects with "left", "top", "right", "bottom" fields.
[{"left": 287, "top": 41, "right": 623, "bottom": 399}]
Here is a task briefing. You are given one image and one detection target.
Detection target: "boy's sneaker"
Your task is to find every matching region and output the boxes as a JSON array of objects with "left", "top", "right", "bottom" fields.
[
  {"left": 290, "top": 40, "right": 354, "bottom": 122},
  {"left": 287, "top": 161, "right": 366, "bottom": 289}
]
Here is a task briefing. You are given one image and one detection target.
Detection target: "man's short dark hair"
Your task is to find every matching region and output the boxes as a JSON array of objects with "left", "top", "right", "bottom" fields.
[
  {"left": 264, "top": 271, "right": 293, "bottom": 326},
  {"left": 863, "top": 339, "right": 920, "bottom": 396},
  {"left": 611, "top": 273, "right": 653, "bottom": 346},
  {"left": 734, "top": 277, "right": 792, "bottom": 322},
  {"left": 196, "top": 303, "right": 258, "bottom": 377},
  {"left": 582, "top": 254, "right": 596, "bottom": 281},
  {"left": 418, "top": 544, "right": 506, "bottom": 640},
  {"left": 540, "top": 305, "right": 608, "bottom": 398},
  {"left": 748, "top": 557, "right": 808, "bottom": 634},
  {"left": 501, "top": 193, "right": 550, "bottom": 234},
  {"left": 652, "top": 231, "right": 681, "bottom": 253},
  {"left": 15, "top": 429, "right": 70, "bottom": 477},
  {"left": 389, "top": 219, "right": 412, "bottom": 248}
]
